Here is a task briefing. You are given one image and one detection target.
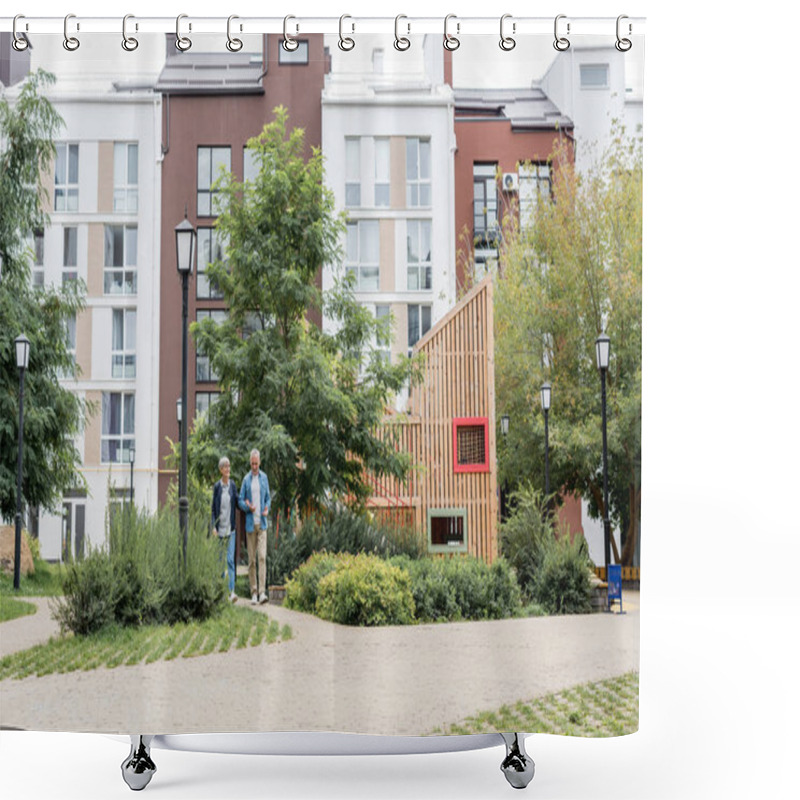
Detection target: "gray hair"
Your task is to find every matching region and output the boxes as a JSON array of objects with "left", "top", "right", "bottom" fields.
[
  {"left": 250, "top": 449, "right": 260, "bottom": 460},
  {"left": 218, "top": 456, "right": 230, "bottom": 470}
]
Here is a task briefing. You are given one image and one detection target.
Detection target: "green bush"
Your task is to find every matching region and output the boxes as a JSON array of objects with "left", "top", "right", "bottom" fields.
[
  {"left": 284, "top": 551, "right": 339, "bottom": 613},
  {"left": 315, "top": 553, "right": 415, "bottom": 626},
  {"left": 534, "top": 534, "right": 593, "bottom": 615},
  {"left": 53, "top": 550, "right": 116, "bottom": 635}
]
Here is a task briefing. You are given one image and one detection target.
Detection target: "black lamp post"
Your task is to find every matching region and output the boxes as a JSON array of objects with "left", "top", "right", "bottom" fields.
[
  {"left": 595, "top": 332, "right": 611, "bottom": 601},
  {"left": 500, "top": 414, "right": 510, "bottom": 520},
  {"left": 176, "top": 397, "right": 183, "bottom": 439},
  {"left": 540, "top": 382, "right": 551, "bottom": 498},
  {"left": 13, "top": 334, "right": 30, "bottom": 591},
  {"left": 128, "top": 445, "right": 135, "bottom": 506},
  {"left": 175, "top": 213, "right": 196, "bottom": 565}
]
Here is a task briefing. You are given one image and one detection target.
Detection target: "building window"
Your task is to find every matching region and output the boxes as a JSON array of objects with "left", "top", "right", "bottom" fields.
[
  {"left": 519, "top": 163, "right": 551, "bottom": 231},
  {"left": 473, "top": 164, "right": 498, "bottom": 247},
  {"left": 453, "top": 417, "right": 490, "bottom": 473},
  {"left": 345, "top": 138, "right": 361, "bottom": 207},
  {"left": 243, "top": 146, "right": 258, "bottom": 183},
  {"left": 32, "top": 228, "right": 44, "bottom": 287},
  {"left": 195, "top": 391, "right": 220, "bottom": 420},
  {"left": 406, "top": 220, "right": 432, "bottom": 291},
  {"left": 197, "top": 227, "right": 226, "bottom": 300},
  {"left": 374, "top": 138, "right": 390, "bottom": 207},
  {"left": 114, "top": 142, "right": 138, "bottom": 213},
  {"left": 111, "top": 309, "right": 136, "bottom": 378},
  {"left": 59, "top": 312, "right": 77, "bottom": 379},
  {"left": 278, "top": 40, "right": 309, "bottom": 64},
  {"left": 197, "top": 146, "right": 231, "bottom": 217},
  {"left": 580, "top": 63, "right": 609, "bottom": 88},
  {"left": 54, "top": 143, "right": 79, "bottom": 212},
  {"left": 104, "top": 225, "right": 137, "bottom": 295},
  {"left": 407, "top": 303, "right": 431, "bottom": 354},
  {"left": 196, "top": 310, "right": 227, "bottom": 383},
  {"left": 62, "top": 226, "right": 78, "bottom": 286},
  {"left": 406, "top": 138, "right": 431, "bottom": 207},
  {"left": 374, "top": 304, "right": 391, "bottom": 363},
  {"left": 428, "top": 508, "right": 467, "bottom": 553},
  {"left": 101, "top": 392, "right": 135, "bottom": 463},
  {"left": 346, "top": 220, "right": 380, "bottom": 291}
]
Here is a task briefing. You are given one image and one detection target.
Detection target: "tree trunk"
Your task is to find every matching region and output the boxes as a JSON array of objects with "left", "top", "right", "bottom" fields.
[{"left": 620, "top": 484, "right": 640, "bottom": 566}]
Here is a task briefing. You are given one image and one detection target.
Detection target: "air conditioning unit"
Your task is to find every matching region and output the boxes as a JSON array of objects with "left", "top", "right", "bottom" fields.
[{"left": 502, "top": 172, "right": 519, "bottom": 192}]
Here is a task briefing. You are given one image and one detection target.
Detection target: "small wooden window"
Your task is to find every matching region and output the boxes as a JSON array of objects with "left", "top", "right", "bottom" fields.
[
  {"left": 453, "top": 417, "right": 489, "bottom": 473},
  {"left": 428, "top": 508, "right": 467, "bottom": 554}
]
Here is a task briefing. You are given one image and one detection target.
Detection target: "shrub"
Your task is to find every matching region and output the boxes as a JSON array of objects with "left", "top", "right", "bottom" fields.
[
  {"left": 534, "top": 534, "right": 593, "bottom": 615},
  {"left": 500, "top": 486, "right": 554, "bottom": 600},
  {"left": 284, "top": 551, "right": 339, "bottom": 613},
  {"left": 53, "top": 550, "right": 116, "bottom": 635},
  {"left": 315, "top": 554, "right": 415, "bottom": 626}
]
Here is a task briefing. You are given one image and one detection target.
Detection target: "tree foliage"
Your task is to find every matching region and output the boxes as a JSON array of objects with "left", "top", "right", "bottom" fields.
[
  {"left": 494, "top": 127, "right": 642, "bottom": 565},
  {"left": 188, "top": 107, "right": 420, "bottom": 518},
  {"left": 0, "top": 70, "right": 86, "bottom": 521}
]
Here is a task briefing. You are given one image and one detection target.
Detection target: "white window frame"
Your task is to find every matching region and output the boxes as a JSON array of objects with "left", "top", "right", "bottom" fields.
[
  {"left": 345, "top": 138, "right": 361, "bottom": 208},
  {"left": 103, "top": 224, "right": 137, "bottom": 295},
  {"left": 54, "top": 143, "right": 79, "bottom": 212},
  {"left": 101, "top": 392, "right": 135, "bottom": 464},
  {"left": 195, "top": 309, "right": 227, "bottom": 383},
  {"left": 196, "top": 227, "right": 227, "bottom": 300},
  {"left": 374, "top": 304, "right": 392, "bottom": 364},
  {"left": 32, "top": 228, "right": 45, "bottom": 287},
  {"left": 111, "top": 308, "right": 137, "bottom": 379},
  {"left": 407, "top": 303, "right": 431, "bottom": 355},
  {"left": 345, "top": 220, "right": 380, "bottom": 291},
  {"left": 519, "top": 163, "right": 551, "bottom": 231},
  {"left": 113, "top": 142, "right": 139, "bottom": 213},
  {"left": 62, "top": 226, "right": 78, "bottom": 287},
  {"left": 406, "top": 138, "right": 431, "bottom": 208},
  {"left": 374, "top": 138, "right": 390, "bottom": 208},
  {"left": 195, "top": 391, "right": 221, "bottom": 421},
  {"left": 406, "top": 220, "right": 432, "bottom": 291},
  {"left": 197, "top": 146, "right": 231, "bottom": 217}
]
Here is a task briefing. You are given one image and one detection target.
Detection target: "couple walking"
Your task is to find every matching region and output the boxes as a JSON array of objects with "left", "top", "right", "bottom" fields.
[{"left": 211, "top": 448, "right": 271, "bottom": 605}]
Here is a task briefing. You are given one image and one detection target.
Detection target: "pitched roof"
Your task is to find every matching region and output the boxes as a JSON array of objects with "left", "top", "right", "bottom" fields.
[
  {"left": 155, "top": 52, "right": 264, "bottom": 95},
  {"left": 454, "top": 87, "right": 571, "bottom": 131}
]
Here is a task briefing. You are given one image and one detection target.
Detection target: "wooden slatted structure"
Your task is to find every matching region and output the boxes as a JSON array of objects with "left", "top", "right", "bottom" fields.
[{"left": 369, "top": 276, "right": 498, "bottom": 562}]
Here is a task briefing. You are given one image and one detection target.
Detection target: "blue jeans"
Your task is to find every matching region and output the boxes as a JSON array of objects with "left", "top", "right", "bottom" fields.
[{"left": 219, "top": 533, "right": 236, "bottom": 593}]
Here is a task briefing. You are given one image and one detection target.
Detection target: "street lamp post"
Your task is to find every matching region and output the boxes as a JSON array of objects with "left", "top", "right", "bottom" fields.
[
  {"left": 13, "top": 334, "right": 30, "bottom": 591},
  {"left": 175, "top": 214, "right": 196, "bottom": 566},
  {"left": 128, "top": 445, "right": 136, "bottom": 506},
  {"left": 500, "top": 414, "right": 510, "bottom": 520},
  {"left": 540, "top": 383, "right": 551, "bottom": 499},
  {"left": 595, "top": 333, "right": 612, "bottom": 608}
]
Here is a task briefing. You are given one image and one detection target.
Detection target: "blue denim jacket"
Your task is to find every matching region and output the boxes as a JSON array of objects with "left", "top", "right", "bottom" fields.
[{"left": 238, "top": 469, "right": 271, "bottom": 532}]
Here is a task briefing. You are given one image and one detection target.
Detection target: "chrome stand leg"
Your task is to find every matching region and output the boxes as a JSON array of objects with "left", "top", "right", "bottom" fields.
[
  {"left": 500, "top": 733, "right": 535, "bottom": 790},
  {"left": 121, "top": 735, "right": 156, "bottom": 791}
]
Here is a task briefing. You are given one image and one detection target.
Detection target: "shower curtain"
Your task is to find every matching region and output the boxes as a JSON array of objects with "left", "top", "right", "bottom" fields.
[{"left": 0, "top": 9, "right": 642, "bottom": 756}]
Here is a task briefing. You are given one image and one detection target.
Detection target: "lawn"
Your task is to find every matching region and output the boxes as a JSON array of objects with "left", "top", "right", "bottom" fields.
[
  {"left": 431, "top": 672, "right": 639, "bottom": 737},
  {"left": 0, "top": 603, "right": 292, "bottom": 681},
  {"left": 0, "top": 595, "right": 37, "bottom": 623},
  {"left": 0, "top": 559, "right": 65, "bottom": 597}
]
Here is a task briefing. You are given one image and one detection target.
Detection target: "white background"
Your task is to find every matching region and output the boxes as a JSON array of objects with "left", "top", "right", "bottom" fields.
[{"left": 2, "top": 1, "right": 799, "bottom": 798}]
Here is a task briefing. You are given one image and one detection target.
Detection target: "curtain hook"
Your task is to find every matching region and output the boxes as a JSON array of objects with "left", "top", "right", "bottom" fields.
[
  {"left": 499, "top": 14, "right": 516, "bottom": 51},
  {"left": 175, "top": 14, "right": 192, "bottom": 51},
  {"left": 444, "top": 14, "right": 460, "bottom": 51},
  {"left": 283, "top": 15, "right": 299, "bottom": 51},
  {"left": 615, "top": 15, "right": 632, "bottom": 52},
  {"left": 12, "top": 15, "right": 29, "bottom": 52},
  {"left": 122, "top": 14, "right": 139, "bottom": 52},
  {"left": 338, "top": 14, "right": 355, "bottom": 51},
  {"left": 394, "top": 14, "right": 411, "bottom": 51},
  {"left": 226, "top": 15, "right": 243, "bottom": 52},
  {"left": 554, "top": 14, "right": 570, "bottom": 51},
  {"left": 63, "top": 13, "right": 80, "bottom": 52}
]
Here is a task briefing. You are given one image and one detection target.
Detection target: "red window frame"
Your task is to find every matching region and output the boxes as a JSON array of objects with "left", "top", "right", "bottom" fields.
[{"left": 452, "top": 417, "right": 490, "bottom": 473}]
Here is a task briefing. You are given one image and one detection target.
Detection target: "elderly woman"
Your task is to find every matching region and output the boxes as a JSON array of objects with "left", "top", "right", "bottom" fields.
[{"left": 211, "top": 456, "right": 240, "bottom": 602}]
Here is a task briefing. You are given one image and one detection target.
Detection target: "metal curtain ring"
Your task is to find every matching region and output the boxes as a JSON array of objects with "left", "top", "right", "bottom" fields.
[
  {"left": 12, "top": 15, "right": 29, "bottom": 51},
  {"left": 122, "top": 14, "right": 139, "bottom": 51},
  {"left": 499, "top": 14, "right": 515, "bottom": 51},
  {"left": 283, "top": 15, "right": 299, "bottom": 51},
  {"left": 226, "top": 15, "right": 243, "bottom": 52},
  {"left": 394, "top": 15, "right": 411, "bottom": 51},
  {"left": 553, "top": 14, "right": 570, "bottom": 51},
  {"left": 63, "top": 14, "right": 80, "bottom": 51},
  {"left": 175, "top": 14, "right": 192, "bottom": 51},
  {"left": 443, "top": 14, "right": 460, "bottom": 51},
  {"left": 338, "top": 14, "right": 355, "bottom": 51},
  {"left": 615, "top": 14, "right": 632, "bottom": 52}
]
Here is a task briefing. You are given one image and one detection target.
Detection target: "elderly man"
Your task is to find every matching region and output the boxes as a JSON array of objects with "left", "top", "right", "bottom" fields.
[
  {"left": 238, "top": 449, "right": 271, "bottom": 605},
  {"left": 211, "top": 456, "right": 239, "bottom": 603}
]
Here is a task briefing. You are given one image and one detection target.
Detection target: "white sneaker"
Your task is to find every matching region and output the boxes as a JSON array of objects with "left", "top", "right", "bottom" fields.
[
  {"left": 258, "top": 592, "right": 268, "bottom": 605},
  {"left": 229, "top": 592, "right": 238, "bottom": 603},
  {"left": 251, "top": 593, "right": 258, "bottom": 605}
]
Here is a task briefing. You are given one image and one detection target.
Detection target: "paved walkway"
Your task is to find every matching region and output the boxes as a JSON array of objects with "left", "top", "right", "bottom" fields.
[{"left": 0, "top": 593, "right": 639, "bottom": 735}]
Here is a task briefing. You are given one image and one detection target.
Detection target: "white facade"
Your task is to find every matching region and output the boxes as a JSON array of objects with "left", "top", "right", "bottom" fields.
[
  {"left": 27, "top": 38, "right": 164, "bottom": 561},
  {"left": 321, "top": 34, "right": 456, "bottom": 399}
]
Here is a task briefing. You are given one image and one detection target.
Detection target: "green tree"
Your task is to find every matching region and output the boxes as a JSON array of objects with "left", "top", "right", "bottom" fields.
[
  {"left": 189, "top": 106, "right": 419, "bottom": 518},
  {"left": 494, "top": 128, "right": 642, "bottom": 565},
  {"left": 0, "top": 70, "right": 87, "bottom": 521}
]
